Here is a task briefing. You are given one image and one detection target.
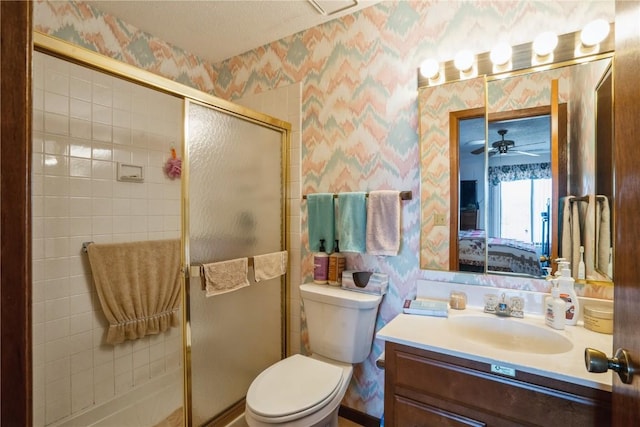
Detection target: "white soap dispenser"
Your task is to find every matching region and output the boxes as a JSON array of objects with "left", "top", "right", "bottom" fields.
[
  {"left": 545, "top": 282, "right": 565, "bottom": 330},
  {"left": 557, "top": 260, "right": 580, "bottom": 326}
]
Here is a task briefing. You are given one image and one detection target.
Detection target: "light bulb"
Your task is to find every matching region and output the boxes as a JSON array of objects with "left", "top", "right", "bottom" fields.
[
  {"left": 533, "top": 31, "right": 558, "bottom": 57},
  {"left": 490, "top": 42, "right": 512, "bottom": 66},
  {"left": 454, "top": 50, "right": 474, "bottom": 72},
  {"left": 420, "top": 58, "right": 440, "bottom": 80},
  {"left": 581, "top": 19, "right": 610, "bottom": 47}
]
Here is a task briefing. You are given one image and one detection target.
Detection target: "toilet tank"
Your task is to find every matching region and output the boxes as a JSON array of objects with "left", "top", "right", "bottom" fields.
[{"left": 300, "top": 283, "right": 382, "bottom": 364}]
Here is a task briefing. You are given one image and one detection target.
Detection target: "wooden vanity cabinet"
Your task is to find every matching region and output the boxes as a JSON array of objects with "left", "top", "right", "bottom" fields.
[{"left": 384, "top": 342, "right": 611, "bottom": 427}]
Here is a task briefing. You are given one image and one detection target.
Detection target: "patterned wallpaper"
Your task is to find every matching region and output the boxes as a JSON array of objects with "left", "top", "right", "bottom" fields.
[
  {"left": 419, "top": 77, "right": 485, "bottom": 270},
  {"left": 34, "top": 0, "right": 615, "bottom": 418}
]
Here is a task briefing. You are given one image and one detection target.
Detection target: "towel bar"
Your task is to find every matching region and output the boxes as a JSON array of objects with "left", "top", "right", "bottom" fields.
[
  {"left": 82, "top": 241, "right": 94, "bottom": 253},
  {"left": 569, "top": 195, "right": 607, "bottom": 203},
  {"left": 191, "top": 257, "right": 255, "bottom": 278},
  {"left": 302, "top": 190, "right": 412, "bottom": 201}
]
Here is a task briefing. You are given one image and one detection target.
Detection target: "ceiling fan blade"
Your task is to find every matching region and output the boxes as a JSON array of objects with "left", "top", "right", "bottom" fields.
[
  {"left": 512, "top": 150, "right": 539, "bottom": 157},
  {"left": 514, "top": 141, "right": 548, "bottom": 149},
  {"left": 471, "top": 146, "right": 485, "bottom": 155}
]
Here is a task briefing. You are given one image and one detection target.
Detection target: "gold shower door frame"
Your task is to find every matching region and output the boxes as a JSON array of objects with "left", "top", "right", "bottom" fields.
[{"left": 33, "top": 32, "right": 291, "bottom": 427}]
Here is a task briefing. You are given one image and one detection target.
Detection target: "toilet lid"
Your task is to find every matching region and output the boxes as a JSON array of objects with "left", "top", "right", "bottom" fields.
[{"left": 247, "top": 354, "right": 344, "bottom": 419}]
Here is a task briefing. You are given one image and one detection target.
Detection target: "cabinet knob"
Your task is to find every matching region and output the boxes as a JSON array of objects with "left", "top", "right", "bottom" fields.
[{"left": 585, "top": 347, "right": 638, "bottom": 384}]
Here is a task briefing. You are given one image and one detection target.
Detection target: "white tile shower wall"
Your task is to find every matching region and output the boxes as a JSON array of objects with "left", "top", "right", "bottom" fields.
[
  {"left": 236, "top": 83, "right": 302, "bottom": 356},
  {"left": 32, "top": 52, "right": 183, "bottom": 426}
]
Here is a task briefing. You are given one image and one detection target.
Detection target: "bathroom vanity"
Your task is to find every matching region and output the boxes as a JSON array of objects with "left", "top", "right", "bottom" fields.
[{"left": 377, "top": 310, "right": 613, "bottom": 426}]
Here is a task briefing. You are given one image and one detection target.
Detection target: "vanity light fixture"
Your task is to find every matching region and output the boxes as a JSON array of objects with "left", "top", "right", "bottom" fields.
[
  {"left": 532, "top": 31, "right": 558, "bottom": 57},
  {"left": 420, "top": 58, "right": 440, "bottom": 80},
  {"left": 490, "top": 41, "right": 513, "bottom": 73},
  {"left": 416, "top": 24, "right": 614, "bottom": 88},
  {"left": 490, "top": 42, "right": 512, "bottom": 66},
  {"left": 581, "top": 19, "right": 610, "bottom": 47},
  {"left": 454, "top": 50, "right": 475, "bottom": 72},
  {"left": 454, "top": 50, "right": 477, "bottom": 79}
]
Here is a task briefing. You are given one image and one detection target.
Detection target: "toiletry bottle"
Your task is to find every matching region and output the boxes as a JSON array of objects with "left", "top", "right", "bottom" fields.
[
  {"left": 313, "top": 239, "right": 329, "bottom": 284},
  {"left": 327, "top": 240, "right": 346, "bottom": 286},
  {"left": 545, "top": 283, "right": 565, "bottom": 330},
  {"left": 557, "top": 260, "right": 580, "bottom": 325},
  {"left": 578, "top": 246, "right": 586, "bottom": 280}
]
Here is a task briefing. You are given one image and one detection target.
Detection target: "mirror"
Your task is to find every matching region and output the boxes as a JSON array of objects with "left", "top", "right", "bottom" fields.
[
  {"left": 419, "top": 43, "right": 614, "bottom": 281},
  {"left": 457, "top": 106, "right": 558, "bottom": 278},
  {"left": 594, "top": 64, "right": 614, "bottom": 280}
]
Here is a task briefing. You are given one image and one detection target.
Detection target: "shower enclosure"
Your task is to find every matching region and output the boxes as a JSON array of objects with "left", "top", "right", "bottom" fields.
[
  {"left": 184, "top": 101, "right": 288, "bottom": 425},
  {"left": 33, "top": 33, "right": 290, "bottom": 427}
]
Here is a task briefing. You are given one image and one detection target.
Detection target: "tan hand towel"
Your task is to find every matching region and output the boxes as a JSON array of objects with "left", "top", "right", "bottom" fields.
[
  {"left": 202, "top": 258, "right": 250, "bottom": 297},
  {"left": 253, "top": 251, "right": 288, "bottom": 282}
]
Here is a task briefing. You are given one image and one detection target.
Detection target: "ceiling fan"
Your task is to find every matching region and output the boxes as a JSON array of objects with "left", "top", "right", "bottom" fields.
[{"left": 471, "top": 129, "right": 540, "bottom": 157}]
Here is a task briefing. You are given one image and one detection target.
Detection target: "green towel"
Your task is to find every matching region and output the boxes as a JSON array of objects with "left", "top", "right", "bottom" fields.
[
  {"left": 307, "top": 193, "right": 335, "bottom": 252},
  {"left": 338, "top": 192, "right": 367, "bottom": 253}
]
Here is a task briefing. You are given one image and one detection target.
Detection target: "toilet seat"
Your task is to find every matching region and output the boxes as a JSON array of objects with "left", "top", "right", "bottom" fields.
[{"left": 246, "top": 354, "right": 344, "bottom": 422}]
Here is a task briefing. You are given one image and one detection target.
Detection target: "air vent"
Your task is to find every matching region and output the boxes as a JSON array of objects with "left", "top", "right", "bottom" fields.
[{"left": 307, "top": 0, "right": 358, "bottom": 16}]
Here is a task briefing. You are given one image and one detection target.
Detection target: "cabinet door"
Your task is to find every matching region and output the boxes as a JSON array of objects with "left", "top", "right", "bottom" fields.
[{"left": 395, "top": 396, "right": 486, "bottom": 427}]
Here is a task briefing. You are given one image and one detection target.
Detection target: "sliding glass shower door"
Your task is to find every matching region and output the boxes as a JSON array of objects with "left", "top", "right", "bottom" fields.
[{"left": 184, "top": 100, "right": 287, "bottom": 426}]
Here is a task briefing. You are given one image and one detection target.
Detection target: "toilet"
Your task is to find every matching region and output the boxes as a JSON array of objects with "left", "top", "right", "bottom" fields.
[{"left": 245, "top": 283, "right": 383, "bottom": 427}]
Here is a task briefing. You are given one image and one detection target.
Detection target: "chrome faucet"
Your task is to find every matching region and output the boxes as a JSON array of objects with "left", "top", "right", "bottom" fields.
[{"left": 484, "top": 293, "right": 524, "bottom": 318}]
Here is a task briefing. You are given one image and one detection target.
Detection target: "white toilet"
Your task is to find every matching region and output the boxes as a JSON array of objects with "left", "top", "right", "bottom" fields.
[{"left": 245, "top": 283, "right": 383, "bottom": 427}]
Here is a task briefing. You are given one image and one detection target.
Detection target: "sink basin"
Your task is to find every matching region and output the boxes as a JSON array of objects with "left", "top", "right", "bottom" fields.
[{"left": 448, "top": 315, "right": 573, "bottom": 354}]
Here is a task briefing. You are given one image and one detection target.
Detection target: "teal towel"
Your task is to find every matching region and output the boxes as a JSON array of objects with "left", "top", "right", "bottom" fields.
[
  {"left": 338, "top": 192, "right": 367, "bottom": 253},
  {"left": 307, "top": 193, "right": 335, "bottom": 252}
]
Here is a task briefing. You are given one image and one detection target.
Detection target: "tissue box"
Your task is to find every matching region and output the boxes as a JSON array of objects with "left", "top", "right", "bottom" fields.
[{"left": 341, "top": 270, "right": 388, "bottom": 296}]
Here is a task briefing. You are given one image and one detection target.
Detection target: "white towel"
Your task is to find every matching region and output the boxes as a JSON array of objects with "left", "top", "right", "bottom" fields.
[
  {"left": 202, "top": 258, "right": 250, "bottom": 297},
  {"left": 253, "top": 251, "right": 288, "bottom": 282},
  {"left": 366, "top": 190, "right": 401, "bottom": 256}
]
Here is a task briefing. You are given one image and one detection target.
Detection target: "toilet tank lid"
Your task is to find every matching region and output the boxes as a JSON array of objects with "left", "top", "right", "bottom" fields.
[{"left": 300, "top": 283, "right": 382, "bottom": 309}]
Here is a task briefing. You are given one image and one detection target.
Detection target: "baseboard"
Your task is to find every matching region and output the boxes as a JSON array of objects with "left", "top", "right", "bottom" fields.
[{"left": 338, "top": 405, "right": 381, "bottom": 427}]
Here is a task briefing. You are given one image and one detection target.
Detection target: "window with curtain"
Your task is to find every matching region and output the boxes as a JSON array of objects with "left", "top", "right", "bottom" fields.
[{"left": 489, "top": 162, "right": 551, "bottom": 244}]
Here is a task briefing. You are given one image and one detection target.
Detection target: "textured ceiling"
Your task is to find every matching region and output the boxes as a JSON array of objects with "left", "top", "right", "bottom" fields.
[{"left": 85, "top": 0, "right": 380, "bottom": 64}]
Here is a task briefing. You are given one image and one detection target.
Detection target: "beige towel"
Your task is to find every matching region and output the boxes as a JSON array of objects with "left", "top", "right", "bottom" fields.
[
  {"left": 366, "top": 190, "right": 401, "bottom": 256},
  {"left": 560, "top": 196, "right": 581, "bottom": 277},
  {"left": 596, "top": 195, "right": 611, "bottom": 274},
  {"left": 202, "top": 258, "right": 250, "bottom": 297},
  {"left": 581, "top": 195, "right": 596, "bottom": 278},
  {"left": 253, "top": 251, "right": 288, "bottom": 282},
  {"left": 87, "top": 239, "right": 181, "bottom": 345}
]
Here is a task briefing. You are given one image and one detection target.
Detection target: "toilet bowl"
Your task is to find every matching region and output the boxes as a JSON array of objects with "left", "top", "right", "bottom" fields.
[
  {"left": 245, "top": 354, "right": 352, "bottom": 427},
  {"left": 245, "top": 283, "right": 382, "bottom": 427}
]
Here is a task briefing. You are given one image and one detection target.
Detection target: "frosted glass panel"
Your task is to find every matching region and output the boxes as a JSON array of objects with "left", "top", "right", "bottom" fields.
[{"left": 187, "top": 102, "right": 284, "bottom": 425}]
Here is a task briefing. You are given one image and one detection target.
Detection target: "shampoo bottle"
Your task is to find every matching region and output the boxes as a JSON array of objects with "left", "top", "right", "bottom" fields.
[
  {"left": 327, "top": 240, "right": 346, "bottom": 286},
  {"left": 545, "top": 282, "right": 565, "bottom": 330},
  {"left": 557, "top": 260, "right": 580, "bottom": 325},
  {"left": 313, "top": 239, "right": 329, "bottom": 284}
]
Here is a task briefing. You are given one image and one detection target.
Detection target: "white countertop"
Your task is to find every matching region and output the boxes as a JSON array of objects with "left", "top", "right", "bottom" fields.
[{"left": 377, "top": 307, "right": 613, "bottom": 391}]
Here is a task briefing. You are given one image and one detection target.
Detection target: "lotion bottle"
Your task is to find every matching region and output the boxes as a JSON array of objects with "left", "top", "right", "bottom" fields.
[
  {"left": 313, "top": 239, "right": 329, "bottom": 284},
  {"left": 327, "top": 240, "right": 346, "bottom": 286},
  {"left": 545, "top": 282, "right": 565, "bottom": 330},
  {"left": 557, "top": 260, "right": 580, "bottom": 325}
]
